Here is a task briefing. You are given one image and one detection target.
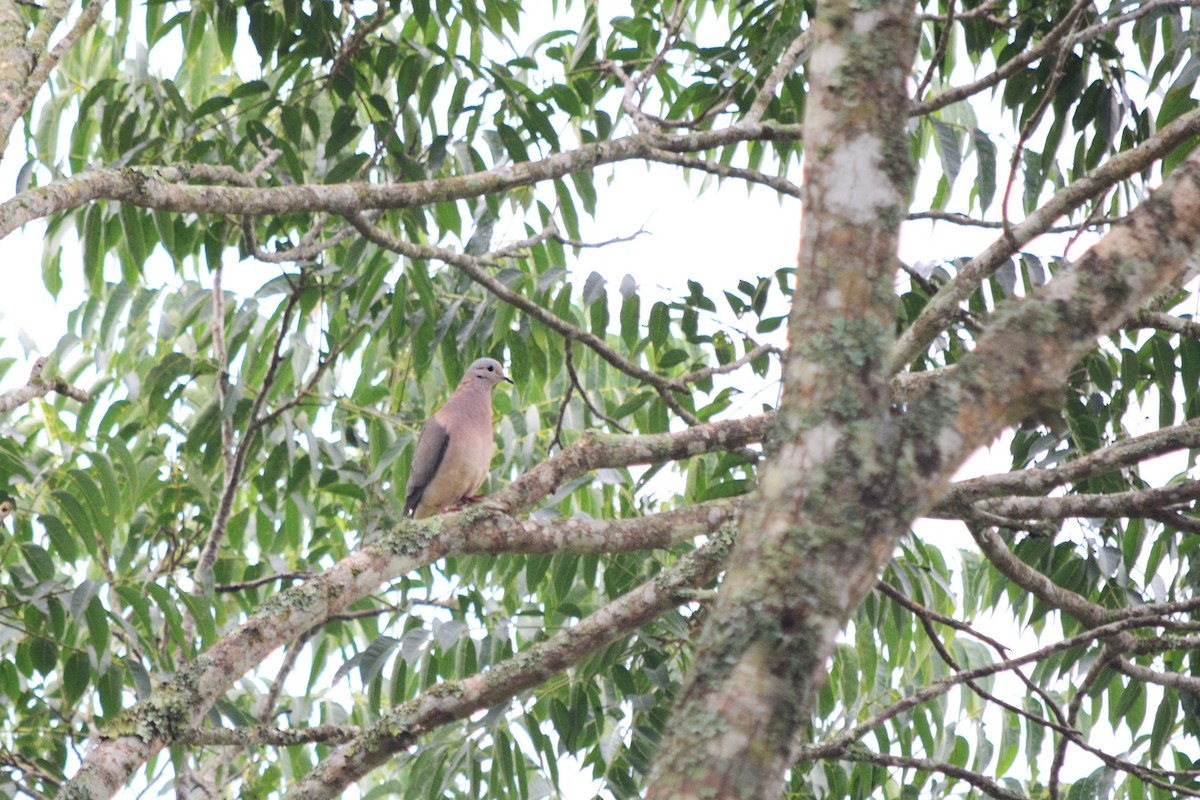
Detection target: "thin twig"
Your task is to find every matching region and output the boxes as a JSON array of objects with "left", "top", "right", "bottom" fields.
[
  {"left": 214, "top": 572, "right": 313, "bottom": 593},
  {"left": 906, "top": 209, "right": 1120, "bottom": 232},
  {"left": 212, "top": 262, "right": 235, "bottom": 477},
  {"left": 565, "top": 341, "right": 631, "bottom": 434},
  {"left": 196, "top": 278, "right": 307, "bottom": 579}
]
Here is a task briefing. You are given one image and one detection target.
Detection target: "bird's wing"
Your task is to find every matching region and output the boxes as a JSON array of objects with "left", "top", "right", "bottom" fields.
[{"left": 404, "top": 417, "right": 451, "bottom": 517}]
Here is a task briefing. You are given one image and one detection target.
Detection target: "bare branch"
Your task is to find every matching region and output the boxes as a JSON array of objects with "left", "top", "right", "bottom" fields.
[
  {"left": 912, "top": 0, "right": 1196, "bottom": 118},
  {"left": 343, "top": 212, "right": 693, "bottom": 398},
  {"left": 969, "top": 522, "right": 1107, "bottom": 627},
  {"left": 176, "top": 725, "right": 361, "bottom": 748},
  {"left": 0, "top": 124, "right": 803, "bottom": 240},
  {"left": 645, "top": 146, "right": 802, "bottom": 197},
  {"left": 0, "top": 357, "right": 89, "bottom": 414},
  {"left": 212, "top": 264, "right": 234, "bottom": 478},
  {"left": 214, "top": 573, "right": 313, "bottom": 593},
  {"left": 745, "top": 30, "right": 812, "bottom": 124},
  {"left": 1130, "top": 309, "right": 1200, "bottom": 340},
  {"left": 975, "top": 480, "right": 1200, "bottom": 521},
  {"left": 564, "top": 340, "right": 630, "bottom": 434},
  {"left": 196, "top": 279, "right": 307, "bottom": 580},
  {"left": 794, "top": 611, "right": 1195, "bottom": 764},
  {"left": 838, "top": 750, "right": 1028, "bottom": 800},
  {"left": 906, "top": 209, "right": 1120, "bottom": 232},
  {"left": 674, "top": 342, "right": 781, "bottom": 386},
  {"left": 1113, "top": 656, "right": 1200, "bottom": 695},
  {"left": 21, "top": 0, "right": 109, "bottom": 111},
  {"left": 945, "top": 416, "right": 1200, "bottom": 505}
]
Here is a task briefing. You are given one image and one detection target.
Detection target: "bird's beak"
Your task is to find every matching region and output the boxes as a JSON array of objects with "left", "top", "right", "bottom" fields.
[{"left": 503, "top": 375, "right": 515, "bottom": 385}]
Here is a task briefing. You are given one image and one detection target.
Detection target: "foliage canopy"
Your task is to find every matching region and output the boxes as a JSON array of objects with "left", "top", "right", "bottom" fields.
[{"left": 2, "top": 1, "right": 1200, "bottom": 799}]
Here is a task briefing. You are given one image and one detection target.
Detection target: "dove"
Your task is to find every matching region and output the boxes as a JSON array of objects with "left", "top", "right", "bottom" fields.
[{"left": 403, "top": 357, "right": 514, "bottom": 519}]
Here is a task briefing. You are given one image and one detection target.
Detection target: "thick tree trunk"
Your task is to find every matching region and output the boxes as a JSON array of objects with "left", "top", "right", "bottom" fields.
[
  {"left": 645, "top": 2, "right": 1200, "bottom": 797},
  {"left": 645, "top": 3, "right": 920, "bottom": 797}
]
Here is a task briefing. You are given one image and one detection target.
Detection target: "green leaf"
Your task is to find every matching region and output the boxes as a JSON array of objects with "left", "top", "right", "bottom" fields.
[
  {"left": 620, "top": 282, "right": 641, "bottom": 350},
  {"left": 84, "top": 597, "right": 110, "bottom": 659},
  {"left": 20, "top": 543, "right": 54, "bottom": 581},
  {"left": 931, "top": 118, "right": 962, "bottom": 189},
  {"left": 178, "top": 591, "right": 217, "bottom": 643},
  {"left": 63, "top": 651, "right": 91, "bottom": 704},
  {"left": 192, "top": 95, "right": 233, "bottom": 120},
  {"left": 40, "top": 514, "right": 78, "bottom": 562},
  {"left": 358, "top": 635, "right": 401, "bottom": 686}
]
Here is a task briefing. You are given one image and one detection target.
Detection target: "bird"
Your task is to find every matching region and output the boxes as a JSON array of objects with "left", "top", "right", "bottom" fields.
[{"left": 403, "top": 357, "right": 514, "bottom": 519}]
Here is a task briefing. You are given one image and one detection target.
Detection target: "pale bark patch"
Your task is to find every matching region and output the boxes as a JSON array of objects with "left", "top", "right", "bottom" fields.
[
  {"left": 824, "top": 134, "right": 899, "bottom": 223},
  {"left": 764, "top": 421, "right": 841, "bottom": 496},
  {"left": 706, "top": 651, "right": 779, "bottom": 758},
  {"left": 937, "top": 426, "right": 964, "bottom": 464},
  {"left": 853, "top": 8, "right": 887, "bottom": 35}
]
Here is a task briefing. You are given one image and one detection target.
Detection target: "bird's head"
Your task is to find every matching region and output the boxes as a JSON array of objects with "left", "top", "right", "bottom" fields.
[{"left": 461, "top": 357, "right": 515, "bottom": 390}]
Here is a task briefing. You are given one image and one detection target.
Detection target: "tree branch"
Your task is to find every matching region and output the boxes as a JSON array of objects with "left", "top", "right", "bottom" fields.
[
  {"left": 794, "top": 611, "right": 1191, "bottom": 763},
  {"left": 195, "top": 279, "right": 306, "bottom": 581},
  {"left": 911, "top": 0, "right": 1195, "bottom": 118},
  {"left": 344, "top": 211, "right": 704, "bottom": 406},
  {"left": 837, "top": 749, "right": 1029, "bottom": 800},
  {"left": 0, "top": 357, "right": 89, "bottom": 413},
  {"left": 60, "top": 413, "right": 765, "bottom": 800},
  {"left": 974, "top": 479, "right": 1200, "bottom": 520},
  {"left": 892, "top": 105, "right": 1200, "bottom": 369},
  {"left": 289, "top": 527, "right": 737, "bottom": 799},
  {"left": 176, "top": 724, "right": 361, "bottom": 748},
  {"left": 20, "top": 0, "right": 108, "bottom": 112},
  {"left": 0, "top": 123, "right": 802, "bottom": 240}
]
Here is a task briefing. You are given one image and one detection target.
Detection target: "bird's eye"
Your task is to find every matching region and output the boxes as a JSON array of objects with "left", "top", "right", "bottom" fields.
[{"left": 487, "top": 365, "right": 494, "bottom": 371}]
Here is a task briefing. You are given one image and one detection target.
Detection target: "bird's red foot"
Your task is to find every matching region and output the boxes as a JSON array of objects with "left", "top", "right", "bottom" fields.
[{"left": 442, "top": 495, "right": 486, "bottom": 513}]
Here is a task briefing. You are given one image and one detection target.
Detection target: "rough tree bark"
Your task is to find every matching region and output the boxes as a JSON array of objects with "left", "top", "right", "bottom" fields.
[
  {"left": 645, "top": 2, "right": 1200, "bottom": 797},
  {"left": 646, "top": 2, "right": 920, "bottom": 796}
]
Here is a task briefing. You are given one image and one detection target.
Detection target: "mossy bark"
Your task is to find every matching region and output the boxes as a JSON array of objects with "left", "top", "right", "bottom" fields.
[{"left": 645, "top": 3, "right": 920, "bottom": 797}]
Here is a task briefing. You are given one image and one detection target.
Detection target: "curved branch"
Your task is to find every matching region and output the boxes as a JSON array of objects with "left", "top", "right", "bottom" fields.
[
  {"left": 675, "top": 342, "right": 782, "bottom": 385},
  {"left": 837, "top": 749, "right": 1028, "bottom": 800},
  {"left": 60, "top": 414, "right": 764, "bottom": 800},
  {"left": 1113, "top": 656, "right": 1200, "bottom": 695},
  {"left": 942, "top": 416, "right": 1200, "bottom": 505},
  {"left": 645, "top": 147, "right": 802, "bottom": 197},
  {"left": 289, "top": 527, "right": 737, "bottom": 799},
  {"left": 344, "top": 211, "right": 699, "bottom": 401},
  {"left": 794, "top": 611, "right": 1185, "bottom": 763},
  {"left": 0, "top": 123, "right": 801, "bottom": 240},
  {"left": 892, "top": 105, "right": 1200, "bottom": 369},
  {"left": 912, "top": 0, "right": 1194, "bottom": 118},
  {"left": 969, "top": 523, "right": 1108, "bottom": 627},
  {"left": 0, "top": 357, "right": 89, "bottom": 413},
  {"left": 21, "top": 0, "right": 108, "bottom": 111},
  {"left": 975, "top": 479, "right": 1200, "bottom": 520}
]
